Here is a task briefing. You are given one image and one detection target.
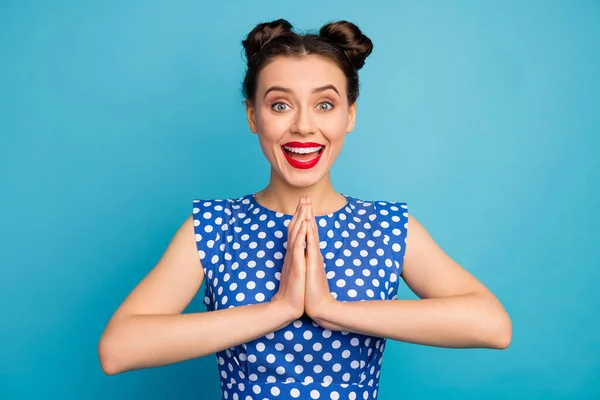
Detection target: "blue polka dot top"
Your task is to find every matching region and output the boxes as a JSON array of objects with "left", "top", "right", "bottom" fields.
[{"left": 192, "top": 193, "right": 408, "bottom": 400}]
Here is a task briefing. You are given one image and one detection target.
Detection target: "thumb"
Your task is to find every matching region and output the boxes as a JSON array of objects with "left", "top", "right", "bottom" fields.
[{"left": 306, "top": 203, "right": 317, "bottom": 262}]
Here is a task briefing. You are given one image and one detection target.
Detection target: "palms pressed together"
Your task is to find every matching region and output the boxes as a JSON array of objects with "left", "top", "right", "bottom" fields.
[{"left": 275, "top": 196, "right": 338, "bottom": 330}]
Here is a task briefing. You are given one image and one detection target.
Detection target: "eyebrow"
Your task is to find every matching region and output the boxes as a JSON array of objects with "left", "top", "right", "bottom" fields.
[{"left": 263, "top": 84, "right": 340, "bottom": 99}]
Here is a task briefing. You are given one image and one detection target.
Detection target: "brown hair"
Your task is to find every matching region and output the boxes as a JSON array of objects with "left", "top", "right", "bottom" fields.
[{"left": 241, "top": 19, "right": 373, "bottom": 105}]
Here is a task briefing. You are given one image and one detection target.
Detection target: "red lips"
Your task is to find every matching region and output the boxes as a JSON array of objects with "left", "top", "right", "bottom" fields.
[
  {"left": 283, "top": 141, "right": 324, "bottom": 147},
  {"left": 281, "top": 142, "right": 325, "bottom": 170}
]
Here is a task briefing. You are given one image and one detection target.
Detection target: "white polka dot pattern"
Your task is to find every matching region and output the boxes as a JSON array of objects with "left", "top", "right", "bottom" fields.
[{"left": 192, "top": 193, "right": 408, "bottom": 399}]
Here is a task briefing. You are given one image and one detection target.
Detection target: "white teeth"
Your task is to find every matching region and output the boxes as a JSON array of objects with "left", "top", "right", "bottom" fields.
[{"left": 283, "top": 145, "right": 323, "bottom": 154}]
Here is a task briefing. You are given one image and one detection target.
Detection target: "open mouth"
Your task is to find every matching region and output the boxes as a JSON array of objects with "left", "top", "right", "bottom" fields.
[
  {"left": 281, "top": 142, "right": 325, "bottom": 170},
  {"left": 281, "top": 145, "right": 325, "bottom": 162}
]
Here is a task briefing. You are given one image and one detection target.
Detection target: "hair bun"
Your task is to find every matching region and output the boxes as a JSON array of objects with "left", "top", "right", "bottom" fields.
[
  {"left": 242, "top": 19, "right": 293, "bottom": 64},
  {"left": 319, "top": 21, "right": 373, "bottom": 70}
]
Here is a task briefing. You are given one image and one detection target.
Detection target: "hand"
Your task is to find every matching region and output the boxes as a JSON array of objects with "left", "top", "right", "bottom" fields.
[
  {"left": 304, "top": 197, "right": 337, "bottom": 328},
  {"left": 270, "top": 196, "right": 308, "bottom": 322}
]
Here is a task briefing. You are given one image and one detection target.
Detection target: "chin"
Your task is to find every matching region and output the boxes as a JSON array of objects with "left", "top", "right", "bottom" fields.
[{"left": 282, "top": 171, "right": 325, "bottom": 188}]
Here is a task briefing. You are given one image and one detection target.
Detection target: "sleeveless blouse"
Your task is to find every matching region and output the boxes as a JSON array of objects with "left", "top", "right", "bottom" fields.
[{"left": 193, "top": 193, "right": 408, "bottom": 399}]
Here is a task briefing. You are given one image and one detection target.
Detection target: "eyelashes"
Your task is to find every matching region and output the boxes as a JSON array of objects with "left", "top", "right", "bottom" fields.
[
  {"left": 270, "top": 101, "right": 335, "bottom": 112},
  {"left": 272, "top": 102, "right": 289, "bottom": 112},
  {"left": 317, "top": 102, "right": 333, "bottom": 111}
]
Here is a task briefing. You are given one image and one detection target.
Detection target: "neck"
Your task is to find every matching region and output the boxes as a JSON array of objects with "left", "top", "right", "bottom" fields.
[{"left": 254, "top": 168, "right": 347, "bottom": 216}]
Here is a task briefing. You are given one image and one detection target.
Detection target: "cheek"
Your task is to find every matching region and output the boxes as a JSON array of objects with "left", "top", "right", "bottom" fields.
[
  {"left": 319, "top": 113, "right": 349, "bottom": 141},
  {"left": 256, "top": 112, "right": 289, "bottom": 140},
  {"left": 255, "top": 114, "right": 286, "bottom": 161}
]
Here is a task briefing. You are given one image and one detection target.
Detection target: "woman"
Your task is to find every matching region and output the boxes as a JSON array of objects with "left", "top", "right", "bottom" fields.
[{"left": 98, "top": 19, "right": 511, "bottom": 399}]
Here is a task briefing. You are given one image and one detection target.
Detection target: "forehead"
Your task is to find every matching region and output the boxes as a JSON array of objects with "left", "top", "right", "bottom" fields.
[{"left": 257, "top": 55, "right": 346, "bottom": 94}]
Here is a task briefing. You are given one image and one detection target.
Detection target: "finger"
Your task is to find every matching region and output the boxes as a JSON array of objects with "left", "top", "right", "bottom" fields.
[
  {"left": 307, "top": 198, "right": 315, "bottom": 225},
  {"left": 309, "top": 201, "right": 321, "bottom": 243},
  {"left": 308, "top": 199, "right": 318, "bottom": 236},
  {"left": 294, "top": 220, "right": 307, "bottom": 256},
  {"left": 306, "top": 203, "right": 317, "bottom": 261},
  {"left": 288, "top": 201, "right": 306, "bottom": 245},
  {"left": 290, "top": 200, "right": 308, "bottom": 245},
  {"left": 288, "top": 200, "right": 306, "bottom": 250},
  {"left": 312, "top": 211, "right": 319, "bottom": 243},
  {"left": 287, "top": 196, "right": 304, "bottom": 236}
]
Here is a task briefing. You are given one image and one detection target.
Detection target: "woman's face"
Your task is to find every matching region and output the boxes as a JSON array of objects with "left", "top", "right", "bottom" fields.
[{"left": 246, "top": 55, "right": 356, "bottom": 188}]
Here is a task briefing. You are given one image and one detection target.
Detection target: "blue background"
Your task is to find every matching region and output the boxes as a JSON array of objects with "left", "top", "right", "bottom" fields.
[{"left": 1, "top": 0, "right": 599, "bottom": 398}]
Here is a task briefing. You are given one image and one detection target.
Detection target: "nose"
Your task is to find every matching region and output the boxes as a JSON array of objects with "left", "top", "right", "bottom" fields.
[{"left": 291, "top": 106, "right": 316, "bottom": 136}]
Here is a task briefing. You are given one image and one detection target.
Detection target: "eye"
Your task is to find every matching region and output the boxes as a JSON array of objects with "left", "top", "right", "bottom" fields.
[
  {"left": 271, "top": 102, "right": 290, "bottom": 112},
  {"left": 317, "top": 102, "right": 334, "bottom": 111}
]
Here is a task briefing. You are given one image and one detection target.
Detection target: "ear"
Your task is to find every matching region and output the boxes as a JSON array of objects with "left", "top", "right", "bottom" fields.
[
  {"left": 245, "top": 99, "right": 258, "bottom": 134},
  {"left": 346, "top": 102, "right": 357, "bottom": 133}
]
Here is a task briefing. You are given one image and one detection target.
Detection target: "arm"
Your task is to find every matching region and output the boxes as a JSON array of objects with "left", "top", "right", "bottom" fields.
[
  {"left": 98, "top": 215, "right": 295, "bottom": 375},
  {"left": 314, "top": 214, "right": 512, "bottom": 349}
]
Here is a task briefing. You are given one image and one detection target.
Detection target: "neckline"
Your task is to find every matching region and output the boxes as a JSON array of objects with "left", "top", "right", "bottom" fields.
[{"left": 248, "top": 193, "right": 351, "bottom": 219}]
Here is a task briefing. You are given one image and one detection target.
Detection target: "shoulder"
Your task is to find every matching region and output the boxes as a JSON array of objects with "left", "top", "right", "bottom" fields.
[
  {"left": 346, "top": 194, "right": 408, "bottom": 221},
  {"left": 192, "top": 194, "right": 253, "bottom": 218},
  {"left": 190, "top": 194, "right": 252, "bottom": 263},
  {"left": 190, "top": 194, "right": 253, "bottom": 238},
  {"left": 346, "top": 194, "right": 409, "bottom": 252}
]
